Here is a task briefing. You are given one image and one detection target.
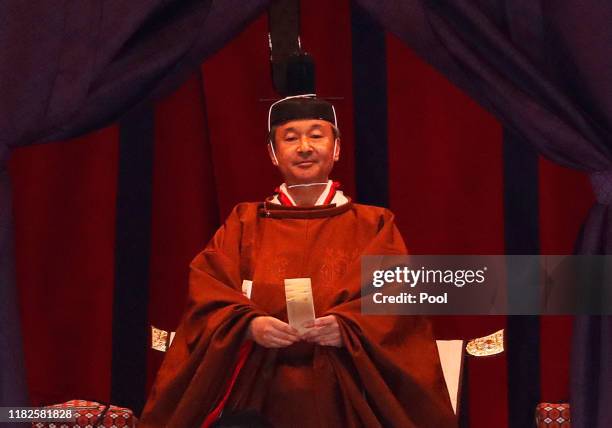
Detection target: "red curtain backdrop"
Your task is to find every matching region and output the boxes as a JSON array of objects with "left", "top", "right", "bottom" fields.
[
  {"left": 10, "top": 127, "right": 119, "bottom": 404},
  {"left": 385, "top": 31, "right": 508, "bottom": 427},
  {"left": 145, "top": 74, "right": 221, "bottom": 393},
  {"left": 8, "top": 0, "right": 595, "bottom": 425}
]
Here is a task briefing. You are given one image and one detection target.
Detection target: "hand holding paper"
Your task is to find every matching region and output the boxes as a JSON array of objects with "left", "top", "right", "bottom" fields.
[
  {"left": 247, "top": 316, "right": 300, "bottom": 348},
  {"left": 301, "top": 315, "right": 344, "bottom": 348}
]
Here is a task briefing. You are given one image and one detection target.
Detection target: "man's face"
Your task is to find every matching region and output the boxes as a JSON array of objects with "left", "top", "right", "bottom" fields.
[{"left": 269, "top": 119, "right": 339, "bottom": 185}]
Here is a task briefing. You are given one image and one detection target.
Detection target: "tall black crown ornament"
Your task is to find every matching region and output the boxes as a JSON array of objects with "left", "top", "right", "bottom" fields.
[{"left": 268, "top": 0, "right": 315, "bottom": 96}]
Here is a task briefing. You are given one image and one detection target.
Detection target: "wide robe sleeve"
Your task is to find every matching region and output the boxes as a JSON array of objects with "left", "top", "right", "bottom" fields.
[
  {"left": 139, "top": 205, "right": 267, "bottom": 428},
  {"left": 321, "top": 209, "right": 457, "bottom": 428}
]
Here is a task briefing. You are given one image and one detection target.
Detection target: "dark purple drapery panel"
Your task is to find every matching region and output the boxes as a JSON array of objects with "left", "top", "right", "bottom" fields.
[
  {"left": 354, "top": 1, "right": 611, "bottom": 169},
  {"left": 0, "top": 157, "right": 27, "bottom": 410},
  {"left": 355, "top": 1, "right": 612, "bottom": 427},
  {"left": 0, "top": 0, "right": 270, "bottom": 147},
  {"left": 0, "top": 0, "right": 269, "bottom": 410}
]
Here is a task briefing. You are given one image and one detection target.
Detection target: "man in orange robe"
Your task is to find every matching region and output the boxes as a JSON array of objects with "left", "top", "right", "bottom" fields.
[{"left": 140, "top": 95, "right": 456, "bottom": 427}]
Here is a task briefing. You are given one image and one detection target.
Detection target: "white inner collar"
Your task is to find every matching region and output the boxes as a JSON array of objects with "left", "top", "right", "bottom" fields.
[{"left": 275, "top": 180, "right": 347, "bottom": 206}]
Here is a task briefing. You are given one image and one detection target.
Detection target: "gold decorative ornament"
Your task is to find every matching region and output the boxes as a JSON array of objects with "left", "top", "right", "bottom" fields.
[
  {"left": 466, "top": 329, "right": 505, "bottom": 357},
  {"left": 151, "top": 326, "right": 170, "bottom": 352}
]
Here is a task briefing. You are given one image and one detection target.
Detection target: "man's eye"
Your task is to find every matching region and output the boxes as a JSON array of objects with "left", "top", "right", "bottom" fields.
[
  {"left": 310, "top": 134, "right": 323, "bottom": 139},
  {"left": 284, "top": 136, "right": 298, "bottom": 142}
]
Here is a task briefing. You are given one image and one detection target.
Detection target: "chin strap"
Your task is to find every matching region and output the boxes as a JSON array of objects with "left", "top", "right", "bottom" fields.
[
  {"left": 286, "top": 182, "right": 328, "bottom": 188},
  {"left": 269, "top": 141, "right": 279, "bottom": 165},
  {"left": 274, "top": 181, "right": 341, "bottom": 207}
]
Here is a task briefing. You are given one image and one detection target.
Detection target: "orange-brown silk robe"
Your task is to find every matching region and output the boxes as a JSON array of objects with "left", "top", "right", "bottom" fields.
[{"left": 139, "top": 201, "right": 457, "bottom": 428}]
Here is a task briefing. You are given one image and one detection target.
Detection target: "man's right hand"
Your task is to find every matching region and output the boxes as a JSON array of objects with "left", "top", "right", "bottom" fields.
[{"left": 247, "top": 316, "right": 300, "bottom": 348}]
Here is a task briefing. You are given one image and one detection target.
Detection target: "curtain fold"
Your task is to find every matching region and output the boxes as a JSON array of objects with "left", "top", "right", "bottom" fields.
[
  {"left": 0, "top": 0, "right": 269, "bottom": 407},
  {"left": 355, "top": 1, "right": 611, "bottom": 168},
  {"left": 0, "top": 166, "right": 27, "bottom": 410},
  {"left": 355, "top": 1, "right": 612, "bottom": 426},
  {"left": 0, "top": 1, "right": 270, "bottom": 147}
]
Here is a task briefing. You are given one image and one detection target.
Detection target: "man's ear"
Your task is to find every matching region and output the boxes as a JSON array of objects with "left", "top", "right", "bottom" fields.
[
  {"left": 268, "top": 142, "right": 279, "bottom": 166},
  {"left": 333, "top": 138, "right": 341, "bottom": 162}
]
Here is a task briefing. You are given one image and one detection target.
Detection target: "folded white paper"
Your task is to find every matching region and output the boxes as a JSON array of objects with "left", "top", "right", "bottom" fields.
[{"left": 284, "top": 278, "right": 316, "bottom": 334}]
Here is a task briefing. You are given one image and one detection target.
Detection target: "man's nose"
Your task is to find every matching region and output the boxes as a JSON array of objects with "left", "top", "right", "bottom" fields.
[{"left": 297, "top": 136, "right": 313, "bottom": 154}]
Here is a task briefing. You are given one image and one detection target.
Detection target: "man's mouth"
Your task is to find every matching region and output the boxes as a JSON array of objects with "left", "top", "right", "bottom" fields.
[{"left": 295, "top": 160, "right": 316, "bottom": 167}]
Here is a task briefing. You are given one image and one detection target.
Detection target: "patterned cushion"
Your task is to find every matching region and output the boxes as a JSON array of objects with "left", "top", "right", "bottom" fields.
[
  {"left": 535, "top": 402, "right": 570, "bottom": 427},
  {"left": 32, "top": 399, "right": 136, "bottom": 428}
]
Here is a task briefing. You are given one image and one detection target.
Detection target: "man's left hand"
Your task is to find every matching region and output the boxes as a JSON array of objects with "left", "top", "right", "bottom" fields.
[{"left": 301, "top": 315, "right": 344, "bottom": 347}]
